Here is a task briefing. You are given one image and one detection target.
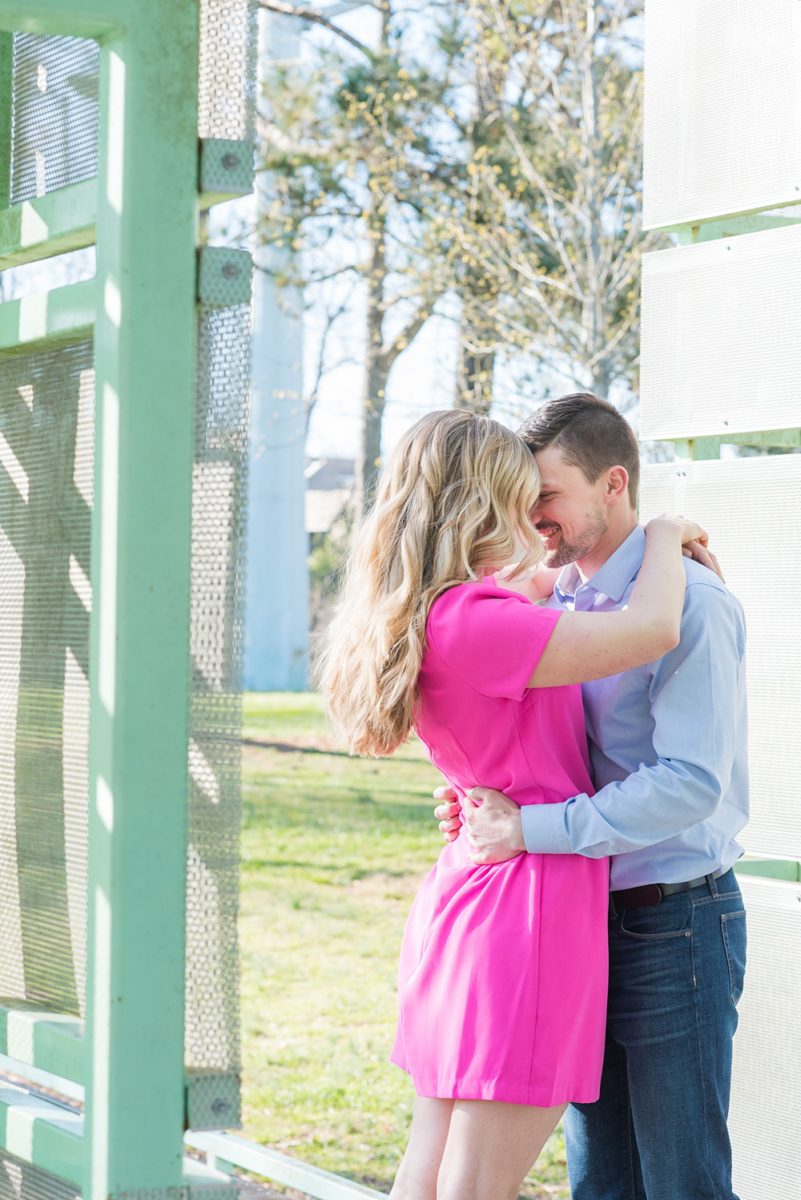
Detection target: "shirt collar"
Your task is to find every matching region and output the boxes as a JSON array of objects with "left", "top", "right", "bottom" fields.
[{"left": 554, "top": 525, "right": 646, "bottom": 605}]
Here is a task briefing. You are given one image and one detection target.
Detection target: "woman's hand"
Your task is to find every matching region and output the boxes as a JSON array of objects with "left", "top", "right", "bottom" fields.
[
  {"left": 682, "top": 539, "right": 725, "bottom": 581},
  {"left": 646, "top": 514, "right": 709, "bottom": 548},
  {"left": 646, "top": 515, "right": 725, "bottom": 581}
]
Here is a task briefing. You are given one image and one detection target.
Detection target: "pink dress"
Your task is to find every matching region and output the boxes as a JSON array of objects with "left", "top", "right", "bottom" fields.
[{"left": 390, "top": 578, "right": 609, "bottom": 1106}]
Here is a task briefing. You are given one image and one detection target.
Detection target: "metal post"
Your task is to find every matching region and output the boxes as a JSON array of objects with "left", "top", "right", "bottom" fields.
[{"left": 85, "top": 0, "right": 198, "bottom": 1194}]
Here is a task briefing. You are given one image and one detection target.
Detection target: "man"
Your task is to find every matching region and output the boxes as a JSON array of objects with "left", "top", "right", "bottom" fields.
[{"left": 434, "top": 393, "right": 748, "bottom": 1200}]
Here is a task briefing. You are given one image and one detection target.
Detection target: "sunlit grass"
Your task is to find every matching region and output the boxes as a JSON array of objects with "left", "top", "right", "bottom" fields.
[{"left": 240, "top": 691, "right": 569, "bottom": 1198}]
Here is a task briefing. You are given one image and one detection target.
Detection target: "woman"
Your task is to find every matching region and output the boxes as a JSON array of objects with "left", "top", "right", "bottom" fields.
[{"left": 320, "top": 410, "right": 707, "bottom": 1200}]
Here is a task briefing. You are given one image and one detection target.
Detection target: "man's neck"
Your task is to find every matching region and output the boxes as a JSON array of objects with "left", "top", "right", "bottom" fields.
[{"left": 575, "top": 515, "right": 639, "bottom": 582}]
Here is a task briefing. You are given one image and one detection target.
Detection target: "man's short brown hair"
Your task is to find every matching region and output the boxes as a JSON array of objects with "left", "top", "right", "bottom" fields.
[{"left": 518, "top": 392, "right": 640, "bottom": 505}]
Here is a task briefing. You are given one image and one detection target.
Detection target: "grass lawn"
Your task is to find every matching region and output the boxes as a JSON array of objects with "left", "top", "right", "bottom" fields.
[{"left": 240, "top": 691, "right": 570, "bottom": 1198}]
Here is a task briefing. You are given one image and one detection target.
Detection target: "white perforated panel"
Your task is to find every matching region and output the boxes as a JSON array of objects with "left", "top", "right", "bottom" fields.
[
  {"left": 644, "top": 0, "right": 801, "bottom": 229},
  {"left": 640, "top": 227, "right": 801, "bottom": 440},
  {"left": 640, "top": 456, "right": 801, "bottom": 860},
  {"left": 728, "top": 876, "right": 801, "bottom": 1200}
]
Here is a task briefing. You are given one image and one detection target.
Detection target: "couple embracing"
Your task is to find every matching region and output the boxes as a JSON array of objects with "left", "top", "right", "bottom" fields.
[{"left": 322, "top": 394, "right": 748, "bottom": 1200}]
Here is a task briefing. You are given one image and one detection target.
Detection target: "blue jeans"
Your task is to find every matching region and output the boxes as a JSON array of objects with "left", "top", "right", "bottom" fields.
[{"left": 565, "top": 869, "right": 747, "bottom": 1200}]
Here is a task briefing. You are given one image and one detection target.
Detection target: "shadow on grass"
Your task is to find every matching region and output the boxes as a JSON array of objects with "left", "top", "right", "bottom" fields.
[
  {"left": 241, "top": 858, "right": 414, "bottom": 879},
  {"left": 243, "top": 796, "right": 439, "bottom": 828},
  {"left": 243, "top": 735, "right": 425, "bottom": 765}
]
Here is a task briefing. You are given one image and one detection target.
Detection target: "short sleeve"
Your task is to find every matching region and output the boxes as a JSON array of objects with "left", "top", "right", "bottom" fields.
[{"left": 427, "top": 580, "right": 562, "bottom": 701}]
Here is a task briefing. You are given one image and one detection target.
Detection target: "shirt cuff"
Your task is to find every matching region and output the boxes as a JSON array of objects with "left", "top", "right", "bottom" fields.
[{"left": 520, "top": 800, "right": 572, "bottom": 854}]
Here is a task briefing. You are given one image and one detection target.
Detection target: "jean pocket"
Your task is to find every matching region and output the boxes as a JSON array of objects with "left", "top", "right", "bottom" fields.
[
  {"left": 721, "top": 910, "right": 747, "bottom": 1004},
  {"left": 618, "top": 894, "right": 693, "bottom": 940}
]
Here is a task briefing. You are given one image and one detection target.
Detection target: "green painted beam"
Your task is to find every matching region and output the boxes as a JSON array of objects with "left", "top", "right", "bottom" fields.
[
  {"left": 0, "top": 2, "right": 121, "bottom": 38},
  {"left": 667, "top": 430, "right": 800, "bottom": 456},
  {"left": 0, "top": 142, "right": 250, "bottom": 270},
  {"left": 667, "top": 208, "right": 801, "bottom": 243},
  {"left": 0, "top": 1007, "right": 243, "bottom": 1128},
  {"left": 0, "top": 279, "right": 94, "bottom": 354},
  {"left": 726, "top": 428, "right": 801, "bottom": 449},
  {"left": 735, "top": 858, "right": 801, "bottom": 883},
  {"left": 671, "top": 437, "right": 721, "bottom": 461},
  {"left": 0, "top": 180, "right": 96, "bottom": 269},
  {"left": 84, "top": 1, "right": 200, "bottom": 1196},
  {"left": 0, "top": 1086, "right": 83, "bottom": 1187},
  {"left": 0, "top": 1086, "right": 237, "bottom": 1198},
  {"left": 0, "top": 1005, "right": 83, "bottom": 1084}
]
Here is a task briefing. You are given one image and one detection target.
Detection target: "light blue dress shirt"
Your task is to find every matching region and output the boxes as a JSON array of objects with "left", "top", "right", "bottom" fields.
[{"left": 521, "top": 525, "right": 749, "bottom": 890}]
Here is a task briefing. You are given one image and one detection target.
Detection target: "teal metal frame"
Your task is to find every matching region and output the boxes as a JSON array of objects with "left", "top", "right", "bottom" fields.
[{"left": 0, "top": 2, "right": 253, "bottom": 1195}]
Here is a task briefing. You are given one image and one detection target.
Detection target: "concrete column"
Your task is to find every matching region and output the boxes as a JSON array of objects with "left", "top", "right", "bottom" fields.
[{"left": 245, "top": 5, "right": 308, "bottom": 691}]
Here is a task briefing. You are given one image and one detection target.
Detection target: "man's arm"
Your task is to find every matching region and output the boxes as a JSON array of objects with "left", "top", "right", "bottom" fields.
[
  {"left": 461, "top": 582, "right": 746, "bottom": 863},
  {"left": 521, "top": 582, "right": 745, "bottom": 857}
]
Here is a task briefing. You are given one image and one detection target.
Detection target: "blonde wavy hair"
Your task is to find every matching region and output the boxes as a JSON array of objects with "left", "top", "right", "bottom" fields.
[{"left": 318, "top": 410, "right": 544, "bottom": 757}]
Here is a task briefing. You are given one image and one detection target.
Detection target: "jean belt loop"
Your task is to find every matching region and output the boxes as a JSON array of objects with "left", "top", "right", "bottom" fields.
[
  {"left": 608, "top": 891, "right": 618, "bottom": 920},
  {"left": 706, "top": 871, "right": 719, "bottom": 898}
]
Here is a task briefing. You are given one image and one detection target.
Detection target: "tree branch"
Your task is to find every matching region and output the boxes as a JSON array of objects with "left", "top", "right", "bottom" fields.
[{"left": 256, "top": 0, "right": 375, "bottom": 60}]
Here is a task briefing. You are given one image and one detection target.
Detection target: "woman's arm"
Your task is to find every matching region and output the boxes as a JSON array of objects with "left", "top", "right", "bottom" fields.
[{"left": 527, "top": 516, "right": 705, "bottom": 688}]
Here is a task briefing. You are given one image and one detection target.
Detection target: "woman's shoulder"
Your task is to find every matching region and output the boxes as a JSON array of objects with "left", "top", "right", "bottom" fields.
[
  {"left": 429, "top": 576, "right": 528, "bottom": 614},
  {"left": 425, "top": 577, "right": 561, "bottom": 702},
  {"left": 426, "top": 576, "right": 553, "bottom": 652}
]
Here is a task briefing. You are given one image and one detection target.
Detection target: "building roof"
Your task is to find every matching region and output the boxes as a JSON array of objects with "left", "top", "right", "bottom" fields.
[{"left": 305, "top": 457, "right": 355, "bottom": 534}]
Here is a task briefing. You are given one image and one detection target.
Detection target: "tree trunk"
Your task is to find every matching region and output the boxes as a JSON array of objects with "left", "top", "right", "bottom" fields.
[
  {"left": 356, "top": 219, "right": 388, "bottom": 521},
  {"left": 456, "top": 331, "right": 495, "bottom": 414},
  {"left": 454, "top": 23, "right": 507, "bottom": 415},
  {"left": 590, "top": 362, "right": 612, "bottom": 400},
  {"left": 580, "top": 0, "right": 610, "bottom": 398},
  {"left": 354, "top": 3, "right": 392, "bottom": 523}
]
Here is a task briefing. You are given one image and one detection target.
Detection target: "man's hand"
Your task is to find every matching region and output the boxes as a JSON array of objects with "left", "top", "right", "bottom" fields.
[
  {"left": 434, "top": 785, "right": 527, "bottom": 863},
  {"left": 463, "top": 787, "right": 526, "bottom": 864}
]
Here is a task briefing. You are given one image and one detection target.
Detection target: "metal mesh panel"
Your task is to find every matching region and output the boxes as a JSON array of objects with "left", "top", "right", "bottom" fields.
[
  {"left": 640, "top": 227, "right": 801, "bottom": 440},
  {"left": 0, "top": 341, "right": 93, "bottom": 1017},
  {"left": 0, "top": 1147, "right": 79, "bottom": 1200},
  {"left": 185, "top": 299, "right": 249, "bottom": 1106},
  {"left": 640, "top": 456, "right": 801, "bottom": 860},
  {"left": 728, "top": 876, "right": 801, "bottom": 1200},
  {"left": 9, "top": 35, "right": 100, "bottom": 205},
  {"left": 198, "top": 0, "right": 257, "bottom": 140},
  {"left": 644, "top": 0, "right": 801, "bottom": 228}
]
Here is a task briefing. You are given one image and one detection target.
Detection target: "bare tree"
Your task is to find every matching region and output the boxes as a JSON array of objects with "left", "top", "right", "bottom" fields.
[
  {"left": 257, "top": 0, "right": 454, "bottom": 516},
  {"left": 453, "top": 0, "right": 659, "bottom": 399}
]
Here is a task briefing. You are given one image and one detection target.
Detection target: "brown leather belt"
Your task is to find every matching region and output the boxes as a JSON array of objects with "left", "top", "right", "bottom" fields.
[{"left": 611, "top": 866, "right": 729, "bottom": 911}]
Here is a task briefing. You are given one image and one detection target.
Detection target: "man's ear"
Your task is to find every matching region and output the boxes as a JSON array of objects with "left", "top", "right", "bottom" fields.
[{"left": 604, "top": 465, "right": 630, "bottom": 504}]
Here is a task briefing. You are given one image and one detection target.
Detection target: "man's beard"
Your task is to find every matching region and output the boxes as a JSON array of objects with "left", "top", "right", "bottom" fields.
[{"left": 537, "top": 512, "right": 608, "bottom": 568}]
